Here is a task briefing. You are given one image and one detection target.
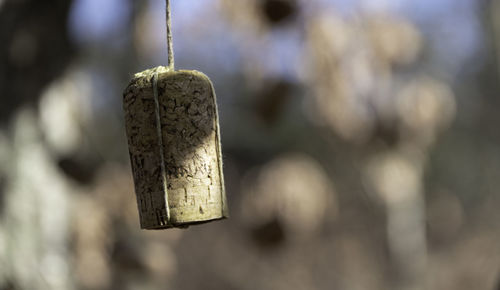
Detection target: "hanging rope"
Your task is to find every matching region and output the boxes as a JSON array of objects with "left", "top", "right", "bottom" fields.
[
  {"left": 166, "top": 0, "right": 174, "bottom": 70},
  {"left": 152, "top": 70, "right": 171, "bottom": 225}
]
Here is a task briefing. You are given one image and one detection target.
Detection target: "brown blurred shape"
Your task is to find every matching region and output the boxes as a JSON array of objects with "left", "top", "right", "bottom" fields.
[
  {"left": 255, "top": 79, "right": 293, "bottom": 125},
  {"left": 259, "top": 0, "right": 298, "bottom": 25}
]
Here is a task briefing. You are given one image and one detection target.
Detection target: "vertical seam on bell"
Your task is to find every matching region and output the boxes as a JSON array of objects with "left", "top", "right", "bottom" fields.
[{"left": 152, "top": 70, "right": 171, "bottom": 225}]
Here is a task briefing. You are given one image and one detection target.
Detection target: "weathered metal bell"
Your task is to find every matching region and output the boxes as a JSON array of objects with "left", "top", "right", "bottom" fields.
[{"left": 123, "top": 66, "right": 228, "bottom": 229}]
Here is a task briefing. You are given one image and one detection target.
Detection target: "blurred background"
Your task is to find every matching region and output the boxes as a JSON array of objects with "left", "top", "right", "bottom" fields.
[{"left": 1, "top": 0, "right": 500, "bottom": 289}]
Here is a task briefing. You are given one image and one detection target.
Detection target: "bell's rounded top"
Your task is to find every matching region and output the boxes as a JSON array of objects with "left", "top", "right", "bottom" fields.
[{"left": 132, "top": 66, "right": 211, "bottom": 83}]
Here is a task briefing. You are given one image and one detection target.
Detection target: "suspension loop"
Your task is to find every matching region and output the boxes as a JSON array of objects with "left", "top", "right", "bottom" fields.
[{"left": 166, "top": 0, "right": 174, "bottom": 70}]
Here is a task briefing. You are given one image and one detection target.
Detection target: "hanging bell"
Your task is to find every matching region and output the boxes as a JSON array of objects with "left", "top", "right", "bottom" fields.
[{"left": 123, "top": 1, "right": 228, "bottom": 229}]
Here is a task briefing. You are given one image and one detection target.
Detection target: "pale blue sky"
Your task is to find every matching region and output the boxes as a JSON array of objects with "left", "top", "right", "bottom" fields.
[{"left": 68, "top": 0, "right": 483, "bottom": 78}]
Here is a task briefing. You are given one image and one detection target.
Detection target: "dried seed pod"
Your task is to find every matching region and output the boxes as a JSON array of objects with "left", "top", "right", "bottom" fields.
[{"left": 123, "top": 66, "right": 228, "bottom": 229}]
